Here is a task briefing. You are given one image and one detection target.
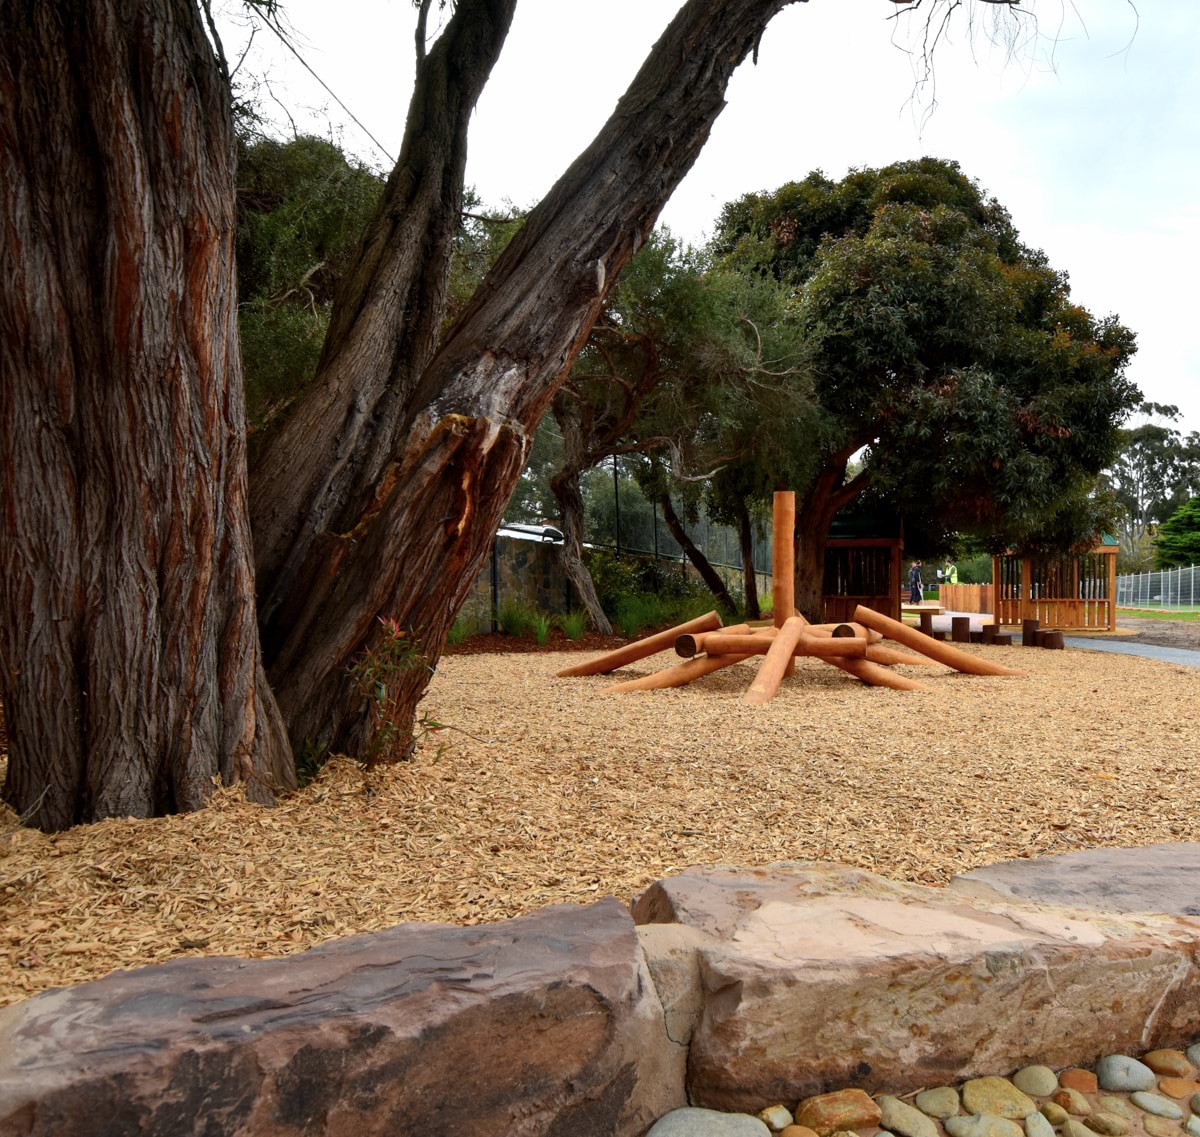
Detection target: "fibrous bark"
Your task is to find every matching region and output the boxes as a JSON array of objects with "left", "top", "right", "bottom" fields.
[{"left": 0, "top": 0, "right": 294, "bottom": 829}]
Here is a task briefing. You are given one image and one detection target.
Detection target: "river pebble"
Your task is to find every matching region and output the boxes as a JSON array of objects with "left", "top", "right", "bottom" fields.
[
  {"left": 1013, "top": 1067, "right": 1059, "bottom": 1098},
  {"left": 1096, "top": 1056, "right": 1157, "bottom": 1093},
  {"left": 1130, "top": 1093, "right": 1184, "bottom": 1120}
]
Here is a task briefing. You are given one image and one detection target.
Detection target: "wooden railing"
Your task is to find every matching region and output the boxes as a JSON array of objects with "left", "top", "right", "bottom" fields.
[{"left": 995, "top": 596, "right": 1113, "bottom": 629}]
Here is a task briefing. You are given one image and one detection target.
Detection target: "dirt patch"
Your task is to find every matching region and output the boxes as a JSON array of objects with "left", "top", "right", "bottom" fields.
[
  {"left": 2, "top": 639, "right": 1197, "bottom": 1007},
  {"left": 1098, "top": 615, "right": 1200, "bottom": 651}
]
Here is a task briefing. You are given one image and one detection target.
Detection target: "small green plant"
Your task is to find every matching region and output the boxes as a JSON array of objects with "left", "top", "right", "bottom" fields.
[
  {"left": 533, "top": 612, "right": 553, "bottom": 645},
  {"left": 348, "top": 617, "right": 430, "bottom": 767},
  {"left": 446, "top": 613, "right": 473, "bottom": 645},
  {"left": 558, "top": 607, "right": 590, "bottom": 640},
  {"left": 616, "top": 594, "right": 671, "bottom": 638},
  {"left": 496, "top": 598, "right": 539, "bottom": 637}
]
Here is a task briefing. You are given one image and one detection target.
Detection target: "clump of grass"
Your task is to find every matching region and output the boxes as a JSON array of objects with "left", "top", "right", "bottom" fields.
[
  {"left": 496, "top": 599, "right": 538, "bottom": 637},
  {"left": 533, "top": 613, "right": 553, "bottom": 645},
  {"left": 558, "top": 608, "right": 590, "bottom": 640},
  {"left": 615, "top": 595, "right": 670, "bottom": 639},
  {"left": 446, "top": 613, "right": 473, "bottom": 645}
]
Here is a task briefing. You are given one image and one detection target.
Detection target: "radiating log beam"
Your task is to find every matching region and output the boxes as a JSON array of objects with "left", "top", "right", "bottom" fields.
[
  {"left": 555, "top": 610, "right": 722, "bottom": 677},
  {"left": 605, "top": 651, "right": 755, "bottom": 692},
  {"left": 675, "top": 624, "right": 753, "bottom": 658},
  {"left": 827, "top": 656, "right": 933, "bottom": 691},
  {"left": 865, "top": 644, "right": 942, "bottom": 667},
  {"left": 743, "top": 616, "right": 807, "bottom": 705},
  {"left": 772, "top": 491, "right": 796, "bottom": 678},
  {"left": 852, "top": 605, "right": 1026, "bottom": 677}
]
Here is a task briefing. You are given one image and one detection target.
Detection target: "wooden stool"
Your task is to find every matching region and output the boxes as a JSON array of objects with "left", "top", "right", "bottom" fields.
[
  {"left": 919, "top": 611, "right": 935, "bottom": 637},
  {"left": 1022, "top": 618, "right": 1040, "bottom": 646},
  {"left": 951, "top": 615, "right": 971, "bottom": 643},
  {"left": 992, "top": 633, "right": 1013, "bottom": 646},
  {"left": 1037, "top": 629, "right": 1065, "bottom": 650}
]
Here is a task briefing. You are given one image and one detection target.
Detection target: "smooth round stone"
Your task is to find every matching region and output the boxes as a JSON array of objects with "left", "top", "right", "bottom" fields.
[
  {"left": 1025, "top": 1110, "right": 1056, "bottom": 1137},
  {"left": 780, "top": 1128, "right": 820, "bottom": 1137},
  {"left": 648, "top": 1108, "right": 771, "bottom": 1137},
  {"left": 877, "top": 1095, "right": 941, "bottom": 1137},
  {"left": 1188, "top": 1043, "right": 1200, "bottom": 1068},
  {"left": 1014, "top": 1067, "right": 1060, "bottom": 1098},
  {"left": 1041, "top": 1103, "right": 1070, "bottom": 1126},
  {"left": 1096, "top": 1097, "right": 1137, "bottom": 1120},
  {"left": 1193, "top": 1091, "right": 1200, "bottom": 1114},
  {"left": 1131, "top": 1093, "right": 1184, "bottom": 1121},
  {"left": 1052, "top": 1089, "right": 1092, "bottom": 1116},
  {"left": 1063, "top": 1120, "right": 1095, "bottom": 1137},
  {"left": 759, "top": 1106, "right": 795, "bottom": 1132},
  {"left": 1096, "top": 1055, "right": 1157, "bottom": 1093},
  {"left": 1060, "top": 1070, "right": 1099, "bottom": 1095},
  {"left": 945, "top": 1115, "right": 1024, "bottom": 1137},
  {"left": 1084, "top": 1112, "right": 1129, "bottom": 1136},
  {"left": 1144, "top": 1051, "right": 1196, "bottom": 1079},
  {"left": 1184, "top": 1115, "right": 1200, "bottom": 1137},
  {"left": 1144, "top": 1119, "right": 1184, "bottom": 1137},
  {"left": 1157, "top": 1079, "right": 1200, "bottom": 1100},
  {"left": 915, "top": 1088, "right": 962, "bottom": 1120},
  {"left": 963, "top": 1078, "right": 1038, "bottom": 1120}
]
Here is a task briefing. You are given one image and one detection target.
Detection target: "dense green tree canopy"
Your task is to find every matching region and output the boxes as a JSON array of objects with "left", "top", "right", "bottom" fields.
[
  {"left": 713, "top": 158, "right": 1140, "bottom": 602},
  {"left": 1154, "top": 496, "right": 1200, "bottom": 569},
  {"left": 1100, "top": 402, "right": 1200, "bottom": 568}
]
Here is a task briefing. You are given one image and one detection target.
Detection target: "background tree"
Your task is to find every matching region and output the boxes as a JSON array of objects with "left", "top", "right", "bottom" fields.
[
  {"left": 713, "top": 158, "right": 1140, "bottom": 615},
  {"left": 1154, "top": 496, "right": 1200, "bottom": 569},
  {"left": 1100, "top": 403, "right": 1200, "bottom": 571},
  {"left": 235, "top": 132, "right": 386, "bottom": 448}
]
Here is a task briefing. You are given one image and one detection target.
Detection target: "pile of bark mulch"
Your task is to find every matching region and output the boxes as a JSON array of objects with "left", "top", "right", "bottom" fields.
[{"left": 2, "top": 628, "right": 1197, "bottom": 1008}]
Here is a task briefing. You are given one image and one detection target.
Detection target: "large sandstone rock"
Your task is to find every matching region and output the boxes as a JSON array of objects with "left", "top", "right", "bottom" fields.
[
  {"left": 633, "top": 863, "right": 1200, "bottom": 1113},
  {"left": 949, "top": 844, "right": 1200, "bottom": 915},
  {"left": 0, "top": 899, "right": 682, "bottom": 1137}
]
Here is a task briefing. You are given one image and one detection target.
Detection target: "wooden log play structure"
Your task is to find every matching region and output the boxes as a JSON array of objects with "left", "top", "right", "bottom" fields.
[{"left": 555, "top": 492, "right": 1028, "bottom": 704}]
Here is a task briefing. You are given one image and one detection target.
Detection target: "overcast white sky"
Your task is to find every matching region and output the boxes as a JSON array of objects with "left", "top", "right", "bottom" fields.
[{"left": 219, "top": 0, "right": 1199, "bottom": 436}]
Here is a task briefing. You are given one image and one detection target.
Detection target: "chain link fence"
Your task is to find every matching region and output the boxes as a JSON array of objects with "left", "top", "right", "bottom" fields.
[{"left": 1116, "top": 564, "right": 1200, "bottom": 611}]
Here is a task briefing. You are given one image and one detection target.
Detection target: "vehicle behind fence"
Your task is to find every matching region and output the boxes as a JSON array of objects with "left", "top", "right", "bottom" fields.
[{"left": 1116, "top": 564, "right": 1200, "bottom": 611}]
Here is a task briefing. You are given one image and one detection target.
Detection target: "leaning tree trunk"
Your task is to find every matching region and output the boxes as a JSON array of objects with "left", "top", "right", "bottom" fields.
[
  {"left": 659, "top": 496, "right": 738, "bottom": 615},
  {"left": 550, "top": 469, "right": 613, "bottom": 635},
  {"left": 250, "top": 0, "right": 518, "bottom": 642},
  {"left": 260, "top": 0, "right": 801, "bottom": 759},
  {"left": 738, "top": 506, "right": 761, "bottom": 619},
  {"left": 0, "top": 0, "right": 294, "bottom": 830}
]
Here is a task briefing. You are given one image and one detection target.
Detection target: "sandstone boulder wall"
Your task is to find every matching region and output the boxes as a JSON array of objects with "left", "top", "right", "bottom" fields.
[
  {"left": 633, "top": 863, "right": 1200, "bottom": 1113},
  {"left": 0, "top": 898, "right": 682, "bottom": 1137}
]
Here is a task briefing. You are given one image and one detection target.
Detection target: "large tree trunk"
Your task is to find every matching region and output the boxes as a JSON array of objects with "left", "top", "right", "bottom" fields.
[
  {"left": 0, "top": 0, "right": 294, "bottom": 830},
  {"left": 659, "top": 496, "right": 738, "bottom": 614},
  {"left": 792, "top": 451, "right": 871, "bottom": 622},
  {"left": 250, "top": 0, "right": 518, "bottom": 641},
  {"left": 261, "top": 0, "right": 800, "bottom": 758},
  {"left": 738, "top": 506, "right": 761, "bottom": 619}
]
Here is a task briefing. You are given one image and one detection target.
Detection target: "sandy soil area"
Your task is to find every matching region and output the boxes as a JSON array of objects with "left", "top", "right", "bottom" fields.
[
  {"left": 1, "top": 637, "right": 1197, "bottom": 1007},
  {"left": 1095, "top": 615, "right": 1200, "bottom": 650}
]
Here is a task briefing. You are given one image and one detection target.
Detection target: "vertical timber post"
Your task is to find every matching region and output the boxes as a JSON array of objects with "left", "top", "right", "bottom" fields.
[{"left": 772, "top": 491, "right": 796, "bottom": 678}]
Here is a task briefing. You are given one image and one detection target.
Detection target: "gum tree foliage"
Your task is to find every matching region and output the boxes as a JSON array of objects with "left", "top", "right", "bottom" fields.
[
  {"left": 712, "top": 158, "right": 1141, "bottom": 616},
  {"left": 1, "top": 0, "right": 1098, "bottom": 828},
  {"left": 1154, "top": 496, "right": 1200, "bottom": 569},
  {"left": 1099, "top": 403, "right": 1200, "bottom": 570}
]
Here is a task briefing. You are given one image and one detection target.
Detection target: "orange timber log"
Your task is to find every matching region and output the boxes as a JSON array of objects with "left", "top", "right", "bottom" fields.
[
  {"left": 555, "top": 611, "right": 722, "bottom": 677},
  {"left": 828, "top": 656, "right": 932, "bottom": 691},
  {"left": 674, "top": 624, "right": 753, "bottom": 658},
  {"left": 605, "top": 652, "right": 756, "bottom": 692},
  {"left": 852, "top": 605, "right": 1026, "bottom": 677},
  {"left": 743, "top": 617, "right": 808, "bottom": 705}
]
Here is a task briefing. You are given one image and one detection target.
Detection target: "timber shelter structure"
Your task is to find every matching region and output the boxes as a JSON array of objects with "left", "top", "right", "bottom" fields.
[{"left": 992, "top": 536, "right": 1119, "bottom": 632}]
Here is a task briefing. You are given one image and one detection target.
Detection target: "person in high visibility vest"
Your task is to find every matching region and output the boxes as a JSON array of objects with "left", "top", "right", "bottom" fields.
[{"left": 944, "top": 561, "right": 958, "bottom": 585}]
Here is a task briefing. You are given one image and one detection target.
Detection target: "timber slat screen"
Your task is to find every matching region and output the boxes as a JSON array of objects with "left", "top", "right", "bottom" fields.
[
  {"left": 993, "top": 549, "right": 1115, "bottom": 630},
  {"left": 823, "top": 540, "right": 899, "bottom": 623}
]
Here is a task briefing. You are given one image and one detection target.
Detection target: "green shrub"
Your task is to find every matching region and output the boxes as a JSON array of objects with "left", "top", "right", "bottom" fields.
[
  {"left": 558, "top": 608, "right": 590, "bottom": 640},
  {"left": 496, "top": 599, "right": 538, "bottom": 637},
  {"left": 446, "top": 614, "right": 473, "bottom": 645},
  {"left": 533, "top": 613, "right": 553, "bottom": 645},
  {"left": 615, "top": 594, "right": 674, "bottom": 638}
]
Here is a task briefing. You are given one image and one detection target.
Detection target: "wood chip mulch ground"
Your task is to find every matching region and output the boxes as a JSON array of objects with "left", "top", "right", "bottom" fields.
[{"left": 2, "top": 629, "right": 1198, "bottom": 1008}]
